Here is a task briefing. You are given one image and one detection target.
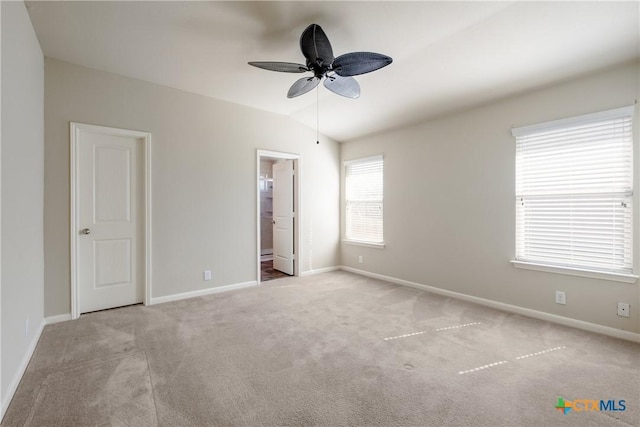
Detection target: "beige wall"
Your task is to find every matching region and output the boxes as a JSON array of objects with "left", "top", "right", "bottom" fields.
[
  {"left": 44, "top": 58, "right": 340, "bottom": 317},
  {"left": 341, "top": 61, "right": 640, "bottom": 333},
  {"left": 1, "top": 0, "right": 45, "bottom": 410}
]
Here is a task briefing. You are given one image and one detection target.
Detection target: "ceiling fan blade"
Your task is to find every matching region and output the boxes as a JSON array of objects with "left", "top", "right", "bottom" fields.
[
  {"left": 248, "top": 62, "right": 309, "bottom": 73},
  {"left": 287, "top": 76, "right": 320, "bottom": 98},
  {"left": 323, "top": 75, "right": 360, "bottom": 99},
  {"left": 300, "top": 24, "right": 334, "bottom": 66},
  {"left": 332, "top": 52, "right": 393, "bottom": 77}
]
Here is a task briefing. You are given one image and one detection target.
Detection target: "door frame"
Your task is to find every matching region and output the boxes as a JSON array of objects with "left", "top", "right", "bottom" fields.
[
  {"left": 70, "top": 122, "right": 152, "bottom": 319},
  {"left": 256, "top": 150, "right": 300, "bottom": 284}
]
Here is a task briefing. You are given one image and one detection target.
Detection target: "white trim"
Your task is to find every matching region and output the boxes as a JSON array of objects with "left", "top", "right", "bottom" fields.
[
  {"left": 257, "top": 150, "right": 299, "bottom": 160},
  {"left": 342, "top": 239, "right": 386, "bottom": 249},
  {"left": 150, "top": 281, "right": 258, "bottom": 305},
  {"left": 511, "top": 260, "right": 638, "bottom": 284},
  {"left": 0, "top": 319, "right": 45, "bottom": 420},
  {"left": 256, "top": 150, "right": 301, "bottom": 285},
  {"left": 340, "top": 266, "right": 640, "bottom": 343},
  {"left": 511, "top": 105, "right": 635, "bottom": 137},
  {"left": 0, "top": 2, "right": 3, "bottom": 410},
  {"left": 145, "top": 135, "right": 153, "bottom": 307},
  {"left": 70, "top": 124, "right": 77, "bottom": 319},
  {"left": 300, "top": 266, "right": 341, "bottom": 276},
  {"left": 70, "top": 123, "right": 152, "bottom": 320},
  {"left": 44, "top": 314, "right": 73, "bottom": 325}
]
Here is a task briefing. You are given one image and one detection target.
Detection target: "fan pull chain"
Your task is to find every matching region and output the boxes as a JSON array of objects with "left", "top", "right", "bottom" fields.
[{"left": 316, "top": 85, "right": 320, "bottom": 144}]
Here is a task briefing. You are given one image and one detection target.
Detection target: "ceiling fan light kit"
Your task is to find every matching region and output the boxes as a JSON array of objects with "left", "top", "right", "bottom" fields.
[{"left": 249, "top": 24, "right": 393, "bottom": 99}]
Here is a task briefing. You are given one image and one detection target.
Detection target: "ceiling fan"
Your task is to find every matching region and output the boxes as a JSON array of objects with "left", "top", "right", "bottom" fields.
[{"left": 249, "top": 24, "right": 392, "bottom": 99}]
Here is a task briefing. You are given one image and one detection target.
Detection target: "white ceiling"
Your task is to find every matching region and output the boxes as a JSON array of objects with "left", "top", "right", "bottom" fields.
[{"left": 26, "top": 1, "right": 639, "bottom": 142}]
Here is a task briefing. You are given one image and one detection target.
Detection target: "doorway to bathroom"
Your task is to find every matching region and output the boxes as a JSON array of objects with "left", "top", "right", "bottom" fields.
[{"left": 256, "top": 150, "right": 300, "bottom": 283}]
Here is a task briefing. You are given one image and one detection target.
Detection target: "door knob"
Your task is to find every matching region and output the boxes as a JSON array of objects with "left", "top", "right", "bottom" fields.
[
  {"left": 81, "top": 228, "right": 91, "bottom": 235},
  {"left": 272, "top": 220, "right": 276, "bottom": 224}
]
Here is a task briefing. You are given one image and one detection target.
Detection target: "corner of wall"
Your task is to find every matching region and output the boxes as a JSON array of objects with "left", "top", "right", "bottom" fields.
[{"left": 1, "top": 0, "right": 46, "bottom": 420}]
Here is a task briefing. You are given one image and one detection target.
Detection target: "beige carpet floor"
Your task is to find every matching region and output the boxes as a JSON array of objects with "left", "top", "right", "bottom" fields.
[{"left": 3, "top": 271, "right": 639, "bottom": 426}]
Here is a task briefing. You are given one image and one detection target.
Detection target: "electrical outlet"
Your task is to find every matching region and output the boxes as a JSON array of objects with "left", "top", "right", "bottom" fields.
[
  {"left": 555, "top": 291, "right": 566, "bottom": 305},
  {"left": 617, "top": 302, "right": 630, "bottom": 318},
  {"left": 358, "top": 255, "right": 363, "bottom": 264},
  {"left": 203, "top": 270, "right": 212, "bottom": 281}
]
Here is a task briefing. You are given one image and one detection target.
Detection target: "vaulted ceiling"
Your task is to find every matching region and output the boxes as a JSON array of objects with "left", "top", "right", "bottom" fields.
[{"left": 26, "top": 1, "right": 640, "bottom": 142}]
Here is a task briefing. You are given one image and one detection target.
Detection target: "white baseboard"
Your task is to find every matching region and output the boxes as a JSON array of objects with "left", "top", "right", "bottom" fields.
[
  {"left": 301, "top": 266, "right": 341, "bottom": 276},
  {"left": 341, "top": 266, "right": 640, "bottom": 343},
  {"left": 44, "top": 313, "right": 72, "bottom": 325},
  {"left": 150, "top": 281, "right": 258, "bottom": 305},
  {"left": 1, "top": 318, "right": 45, "bottom": 421}
]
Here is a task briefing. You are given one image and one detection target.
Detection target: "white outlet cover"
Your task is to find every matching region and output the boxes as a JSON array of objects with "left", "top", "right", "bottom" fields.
[
  {"left": 204, "top": 270, "right": 212, "bottom": 281},
  {"left": 617, "top": 302, "right": 630, "bottom": 317},
  {"left": 555, "top": 291, "right": 566, "bottom": 305}
]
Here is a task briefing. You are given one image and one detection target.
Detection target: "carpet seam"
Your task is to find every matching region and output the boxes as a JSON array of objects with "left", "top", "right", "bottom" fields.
[{"left": 143, "top": 351, "right": 161, "bottom": 425}]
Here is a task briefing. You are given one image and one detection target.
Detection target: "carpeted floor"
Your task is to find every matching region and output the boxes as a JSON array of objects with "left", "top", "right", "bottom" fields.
[{"left": 3, "top": 271, "right": 639, "bottom": 426}]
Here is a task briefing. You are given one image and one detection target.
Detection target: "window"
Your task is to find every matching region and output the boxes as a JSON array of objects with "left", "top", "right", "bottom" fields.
[
  {"left": 344, "top": 155, "right": 384, "bottom": 246},
  {"left": 512, "top": 106, "right": 635, "bottom": 280}
]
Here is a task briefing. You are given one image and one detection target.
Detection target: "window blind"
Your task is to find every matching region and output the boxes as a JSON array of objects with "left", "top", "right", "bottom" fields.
[
  {"left": 345, "top": 155, "right": 384, "bottom": 243},
  {"left": 513, "top": 106, "right": 634, "bottom": 274}
]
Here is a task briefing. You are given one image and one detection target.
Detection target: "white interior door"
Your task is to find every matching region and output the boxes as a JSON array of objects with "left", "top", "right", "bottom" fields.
[
  {"left": 77, "top": 129, "right": 143, "bottom": 314},
  {"left": 272, "top": 160, "right": 294, "bottom": 275}
]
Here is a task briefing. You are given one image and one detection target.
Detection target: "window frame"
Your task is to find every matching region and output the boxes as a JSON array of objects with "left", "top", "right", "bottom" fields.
[
  {"left": 343, "top": 154, "right": 385, "bottom": 248},
  {"left": 511, "top": 106, "right": 638, "bottom": 283}
]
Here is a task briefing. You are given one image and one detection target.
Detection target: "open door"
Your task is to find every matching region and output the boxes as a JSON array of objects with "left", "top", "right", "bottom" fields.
[{"left": 272, "top": 160, "right": 294, "bottom": 275}]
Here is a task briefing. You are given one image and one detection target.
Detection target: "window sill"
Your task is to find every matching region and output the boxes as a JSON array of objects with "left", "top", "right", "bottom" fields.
[
  {"left": 342, "top": 239, "right": 385, "bottom": 249},
  {"left": 510, "top": 260, "right": 638, "bottom": 284}
]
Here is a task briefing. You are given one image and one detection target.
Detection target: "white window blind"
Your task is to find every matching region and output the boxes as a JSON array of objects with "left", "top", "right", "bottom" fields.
[
  {"left": 513, "top": 106, "right": 634, "bottom": 274},
  {"left": 345, "top": 155, "right": 384, "bottom": 244}
]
